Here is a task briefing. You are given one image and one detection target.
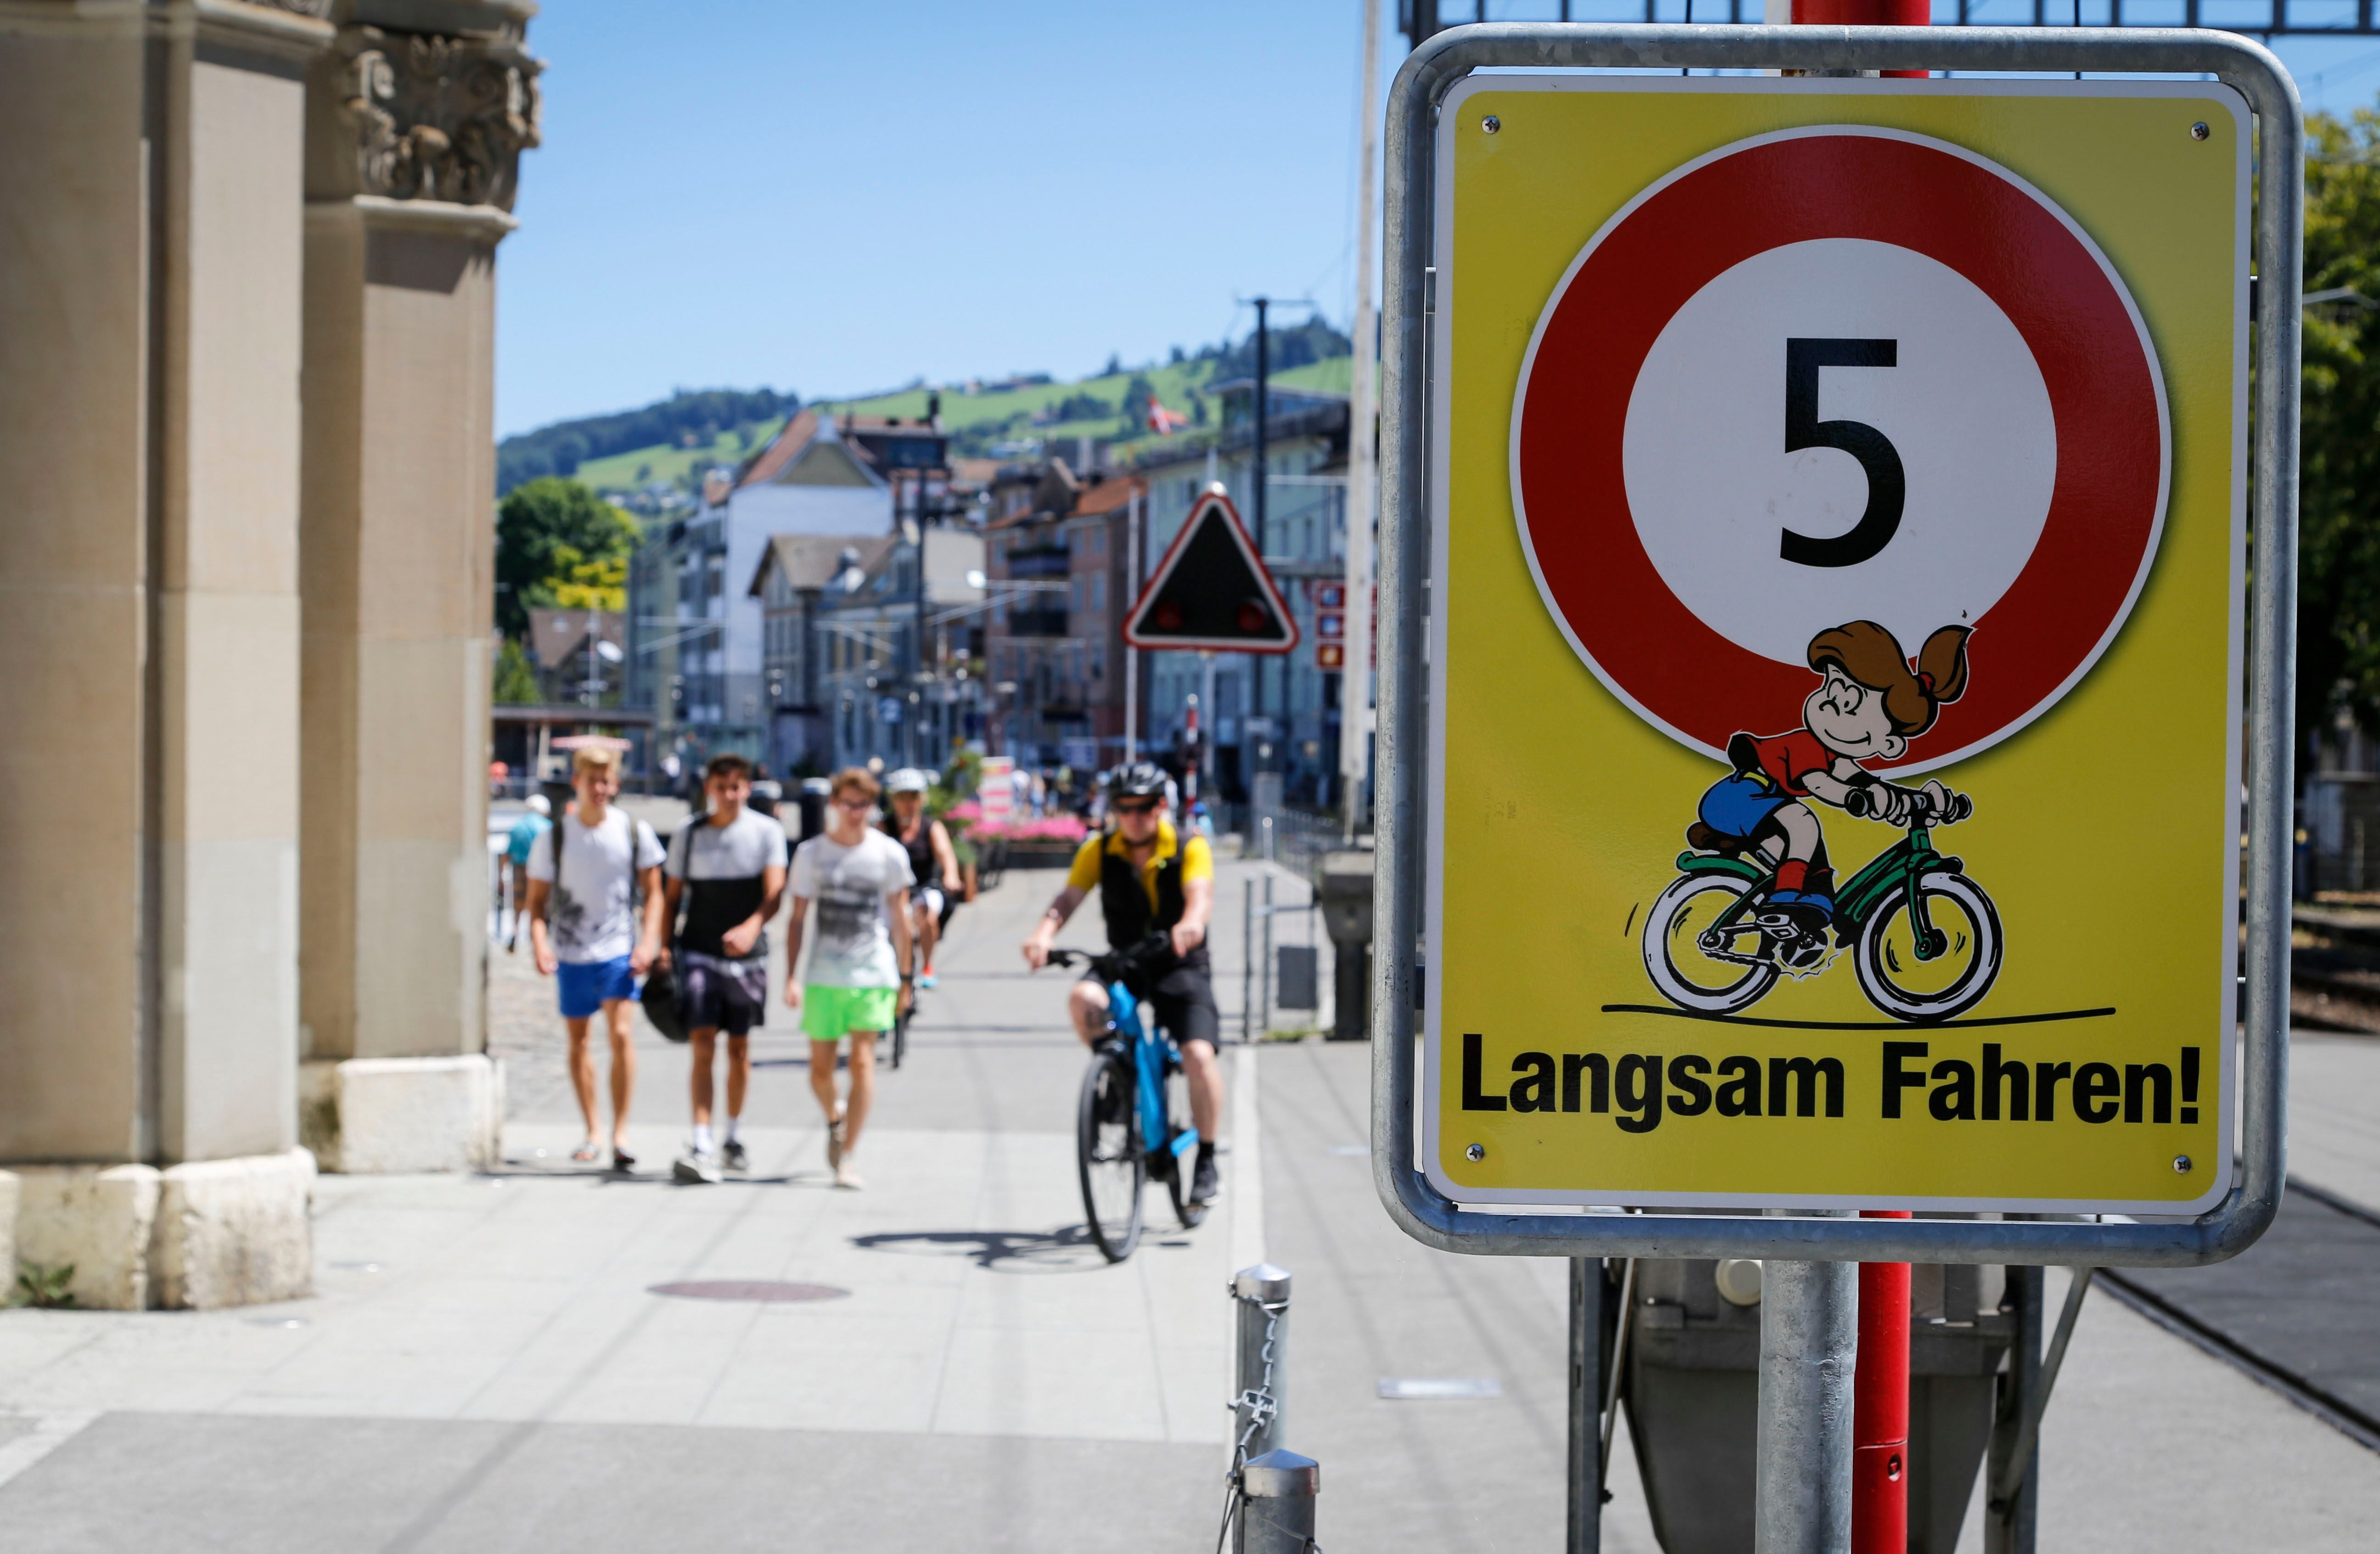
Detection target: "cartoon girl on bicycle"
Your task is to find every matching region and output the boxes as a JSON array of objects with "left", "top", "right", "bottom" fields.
[{"left": 1692, "top": 621, "right": 1973, "bottom": 965}]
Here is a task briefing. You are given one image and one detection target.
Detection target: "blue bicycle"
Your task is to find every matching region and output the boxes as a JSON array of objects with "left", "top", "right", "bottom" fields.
[{"left": 1046, "top": 941, "right": 1207, "bottom": 1262}]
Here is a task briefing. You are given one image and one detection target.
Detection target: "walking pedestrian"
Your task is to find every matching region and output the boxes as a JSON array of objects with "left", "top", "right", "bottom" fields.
[
  {"left": 785, "top": 767, "right": 915, "bottom": 1190},
  {"left": 666, "top": 754, "right": 789, "bottom": 1184},
  {"left": 880, "top": 768, "right": 960, "bottom": 989},
  {"left": 524, "top": 748, "right": 666, "bottom": 1171},
  {"left": 503, "top": 793, "right": 552, "bottom": 952}
]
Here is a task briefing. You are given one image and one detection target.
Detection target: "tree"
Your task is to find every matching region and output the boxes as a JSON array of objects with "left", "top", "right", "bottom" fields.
[
  {"left": 495, "top": 478, "right": 640, "bottom": 638},
  {"left": 1119, "top": 373, "right": 1158, "bottom": 432},
  {"left": 493, "top": 637, "right": 542, "bottom": 705},
  {"left": 2298, "top": 109, "right": 2380, "bottom": 751}
]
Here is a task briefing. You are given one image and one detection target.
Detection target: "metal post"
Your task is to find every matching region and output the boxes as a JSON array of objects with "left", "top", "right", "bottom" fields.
[
  {"left": 1992, "top": 1267, "right": 2094, "bottom": 1509},
  {"left": 1125, "top": 485, "right": 1140, "bottom": 763},
  {"left": 1232, "top": 1264, "right": 1292, "bottom": 1461},
  {"left": 1852, "top": 1211, "right": 1911, "bottom": 1554},
  {"left": 1985, "top": 1265, "right": 2044, "bottom": 1554},
  {"left": 1342, "top": 0, "right": 1381, "bottom": 846},
  {"left": 1250, "top": 296, "right": 1270, "bottom": 746},
  {"left": 1241, "top": 877, "right": 1256, "bottom": 1044},
  {"left": 1237, "top": 1449, "right": 1319, "bottom": 1554},
  {"left": 1756, "top": 1257, "right": 1857, "bottom": 1554},
  {"left": 1567, "top": 1257, "right": 1604, "bottom": 1554},
  {"left": 1261, "top": 870, "right": 1276, "bottom": 1036}
]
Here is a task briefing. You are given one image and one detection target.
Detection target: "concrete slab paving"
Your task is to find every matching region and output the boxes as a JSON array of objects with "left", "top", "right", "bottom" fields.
[{"left": 0, "top": 861, "right": 1269, "bottom": 1551}]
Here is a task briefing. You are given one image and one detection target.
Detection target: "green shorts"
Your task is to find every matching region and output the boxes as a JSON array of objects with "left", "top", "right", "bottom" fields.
[{"left": 802, "top": 984, "right": 898, "bottom": 1042}]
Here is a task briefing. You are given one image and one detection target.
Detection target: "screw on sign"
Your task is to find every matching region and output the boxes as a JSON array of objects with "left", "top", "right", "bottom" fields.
[{"left": 1424, "top": 78, "right": 2250, "bottom": 1216}]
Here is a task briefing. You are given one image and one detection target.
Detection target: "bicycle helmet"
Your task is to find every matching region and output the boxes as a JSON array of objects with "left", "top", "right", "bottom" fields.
[
  {"left": 886, "top": 767, "right": 930, "bottom": 795},
  {"left": 1108, "top": 761, "right": 1168, "bottom": 801}
]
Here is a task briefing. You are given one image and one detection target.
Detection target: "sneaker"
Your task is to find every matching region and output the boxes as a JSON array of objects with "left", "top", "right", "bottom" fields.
[
  {"left": 1190, "top": 1150, "right": 1221, "bottom": 1205},
  {"left": 673, "top": 1149, "right": 722, "bottom": 1185},
  {"left": 833, "top": 1159, "right": 865, "bottom": 1191},
  {"left": 919, "top": 965, "right": 937, "bottom": 989},
  {"left": 721, "top": 1139, "right": 750, "bottom": 1176},
  {"left": 825, "top": 1111, "right": 846, "bottom": 1170}
]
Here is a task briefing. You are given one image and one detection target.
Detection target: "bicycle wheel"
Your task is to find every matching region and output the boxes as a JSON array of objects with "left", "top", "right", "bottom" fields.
[
  {"left": 1642, "top": 873, "right": 1778, "bottom": 1014},
  {"left": 1077, "top": 1044, "right": 1145, "bottom": 1261},
  {"left": 1161, "top": 1069, "right": 1208, "bottom": 1230},
  {"left": 1856, "top": 871, "right": 2003, "bottom": 1022}
]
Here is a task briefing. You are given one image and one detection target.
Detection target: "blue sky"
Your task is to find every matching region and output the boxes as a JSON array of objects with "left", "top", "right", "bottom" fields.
[{"left": 495, "top": 1, "right": 2380, "bottom": 437}]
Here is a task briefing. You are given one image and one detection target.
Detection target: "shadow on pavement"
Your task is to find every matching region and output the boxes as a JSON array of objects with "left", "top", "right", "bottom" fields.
[{"left": 850, "top": 1225, "right": 1108, "bottom": 1274}]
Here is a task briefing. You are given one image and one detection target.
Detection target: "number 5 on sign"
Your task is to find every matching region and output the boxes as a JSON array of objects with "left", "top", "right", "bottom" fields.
[{"left": 1426, "top": 78, "right": 2247, "bottom": 1215}]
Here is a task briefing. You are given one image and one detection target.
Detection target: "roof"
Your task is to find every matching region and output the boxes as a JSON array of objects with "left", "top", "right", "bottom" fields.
[
  {"left": 747, "top": 533, "right": 897, "bottom": 598},
  {"left": 525, "top": 606, "right": 624, "bottom": 670},
  {"left": 735, "top": 406, "right": 821, "bottom": 488},
  {"left": 1069, "top": 473, "right": 1145, "bottom": 518}
]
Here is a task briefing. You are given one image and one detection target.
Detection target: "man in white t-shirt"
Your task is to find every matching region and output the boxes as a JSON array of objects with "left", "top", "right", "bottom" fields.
[
  {"left": 663, "top": 753, "right": 789, "bottom": 1184},
  {"left": 785, "top": 766, "right": 915, "bottom": 1190},
  {"left": 526, "top": 747, "right": 667, "bottom": 1172}
]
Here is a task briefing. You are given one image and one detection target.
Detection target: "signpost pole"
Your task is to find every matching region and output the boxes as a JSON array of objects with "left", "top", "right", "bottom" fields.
[
  {"left": 1342, "top": 0, "right": 1382, "bottom": 844},
  {"left": 1566, "top": 1256, "right": 1603, "bottom": 1554},
  {"left": 1852, "top": 1212, "right": 1912, "bottom": 1554},
  {"left": 1756, "top": 1250, "right": 1857, "bottom": 1554}
]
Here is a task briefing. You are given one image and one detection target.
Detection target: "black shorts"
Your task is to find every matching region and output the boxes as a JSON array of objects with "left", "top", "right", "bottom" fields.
[
  {"left": 1086, "top": 962, "right": 1219, "bottom": 1052},
  {"left": 678, "top": 951, "right": 768, "bottom": 1038}
]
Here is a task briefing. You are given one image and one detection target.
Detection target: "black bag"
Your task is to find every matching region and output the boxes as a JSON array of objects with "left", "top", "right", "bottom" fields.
[
  {"left": 642, "top": 960, "right": 688, "bottom": 1043},
  {"left": 639, "top": 813, "right": 706, "bottom": 1044}
]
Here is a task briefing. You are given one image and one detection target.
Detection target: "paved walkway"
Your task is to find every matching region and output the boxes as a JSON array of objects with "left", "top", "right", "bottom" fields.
[{"left": 5, "top": 847, "right": 2380, "bottom": 1550}]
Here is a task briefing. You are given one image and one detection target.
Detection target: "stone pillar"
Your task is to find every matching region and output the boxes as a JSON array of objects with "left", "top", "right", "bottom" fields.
[
  {"left": 296, "top": 1, "right": 537, "bottom": 1172},
  {"left": 0, "top": 0, "right": 329, "bottom": 1309}
]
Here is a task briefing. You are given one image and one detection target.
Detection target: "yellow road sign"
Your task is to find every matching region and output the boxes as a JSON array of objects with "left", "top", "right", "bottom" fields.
[{"left": 1423, "top": 78, "right": 2247, "bottom": 1214}]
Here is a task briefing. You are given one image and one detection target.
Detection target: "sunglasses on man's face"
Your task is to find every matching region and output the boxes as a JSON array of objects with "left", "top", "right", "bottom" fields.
[{"left": 1113, "top": 799, "right": 1159, "bottom": 816}]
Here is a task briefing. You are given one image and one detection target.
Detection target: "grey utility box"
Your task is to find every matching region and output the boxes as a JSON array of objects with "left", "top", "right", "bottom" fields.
[
  {"left": 1624, "top": 1258, "right": 2010, "bottom": 1554},
  {"left": 1314, "top": 848, "right": 1374, "bottom": 1041}
]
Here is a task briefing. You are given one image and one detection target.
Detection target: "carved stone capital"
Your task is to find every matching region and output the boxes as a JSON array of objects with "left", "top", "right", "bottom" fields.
[{"left": 309, "top": 22, "right": 540, "bottom": 211}]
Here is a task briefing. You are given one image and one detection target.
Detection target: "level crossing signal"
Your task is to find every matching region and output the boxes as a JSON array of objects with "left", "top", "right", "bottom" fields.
[{"left": 1123, "top": 491, "right": 1299, "bottom": 654}]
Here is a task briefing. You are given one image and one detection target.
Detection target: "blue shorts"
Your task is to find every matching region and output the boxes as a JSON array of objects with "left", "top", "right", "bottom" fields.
[
  {"left": 1698, "top": 774, "right": 1793, "bottom": 842},
  {"left": 557, "top": 956, "right": 639, "bottom": 1019}
]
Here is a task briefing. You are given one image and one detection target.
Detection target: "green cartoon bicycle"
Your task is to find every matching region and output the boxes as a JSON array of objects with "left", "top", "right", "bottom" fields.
[{"left": 1641, "top": 784, "right": 2003, "bottom": 1022}]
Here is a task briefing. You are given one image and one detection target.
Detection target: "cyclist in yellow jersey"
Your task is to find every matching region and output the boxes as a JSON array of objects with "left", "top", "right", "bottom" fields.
[{"left": 1022, "top": 762, "right": 1223, "bottom": 1205}]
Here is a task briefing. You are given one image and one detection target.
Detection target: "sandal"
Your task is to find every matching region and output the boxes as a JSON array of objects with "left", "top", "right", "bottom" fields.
[{"left": 572, "top": 1140, "right": 602, "bottom": 1163}]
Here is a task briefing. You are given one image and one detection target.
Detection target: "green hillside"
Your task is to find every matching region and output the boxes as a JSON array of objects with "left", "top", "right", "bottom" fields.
[
  {"left": 561, "top": 320, "right": 1352, "bottom": 500},
  {"left": 574, "top": 418, "right": 790, "bottom": 495}
]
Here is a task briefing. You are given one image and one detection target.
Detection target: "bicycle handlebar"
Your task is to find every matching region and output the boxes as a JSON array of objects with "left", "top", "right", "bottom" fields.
[
  {"left": 1845, "top": 784, "right": 1972, "bottom": 826},
  {"left": 1042, "top": 934, "right": 1174, "bottom": 989}
]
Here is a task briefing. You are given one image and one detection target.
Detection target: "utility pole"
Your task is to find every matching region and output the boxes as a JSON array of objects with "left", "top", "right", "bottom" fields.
[
  {"left": 1401, "top": 0, "right": 1440, "bottom": 47},
  {"left": 1123, "top": 483, "right": 1139, "bottom": 763},
  {"left": 1343, "top": 0, "right": 1382, "bottom": 842},
  {"left": 1251, "top": 295, "right": 1270, "bottom": 767}
]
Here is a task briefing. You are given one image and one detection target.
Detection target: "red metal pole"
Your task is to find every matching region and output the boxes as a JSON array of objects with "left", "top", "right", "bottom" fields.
[
  {"left": 1852, "top": 1209, "right": 1912, "bottom": 1554},
  {"left": 1792, "top": 0, "right": 1930, "bottom": 77}
]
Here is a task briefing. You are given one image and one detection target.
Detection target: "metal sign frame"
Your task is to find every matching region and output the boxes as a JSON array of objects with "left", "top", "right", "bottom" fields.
[{"left": 1370, "top": 22, "right": 2301, "bottom": 1267}]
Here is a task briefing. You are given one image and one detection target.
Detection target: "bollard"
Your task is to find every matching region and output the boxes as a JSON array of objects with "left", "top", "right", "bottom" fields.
[
  {"left": 1237, "top": 1449, "right": 1319, "bottom": 1554},
  {"left": 1232, "top": 1264, "right": 1293, "bottom": 1461}
]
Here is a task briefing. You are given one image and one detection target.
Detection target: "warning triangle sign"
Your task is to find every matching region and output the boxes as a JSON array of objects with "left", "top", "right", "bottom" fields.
[{"left": 1123, "top": 491, "right": 1300, "bottom": 654}]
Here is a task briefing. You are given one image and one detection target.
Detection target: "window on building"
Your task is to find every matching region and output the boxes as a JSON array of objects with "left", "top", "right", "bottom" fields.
[{"left": 1091, "top": 573, "right": 1105, "bottom": 611}]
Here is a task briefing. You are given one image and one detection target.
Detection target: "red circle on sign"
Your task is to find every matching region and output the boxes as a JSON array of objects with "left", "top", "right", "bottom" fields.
[{"left": 1511, "top": 128, "right": 2168, "bottom": 772}]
